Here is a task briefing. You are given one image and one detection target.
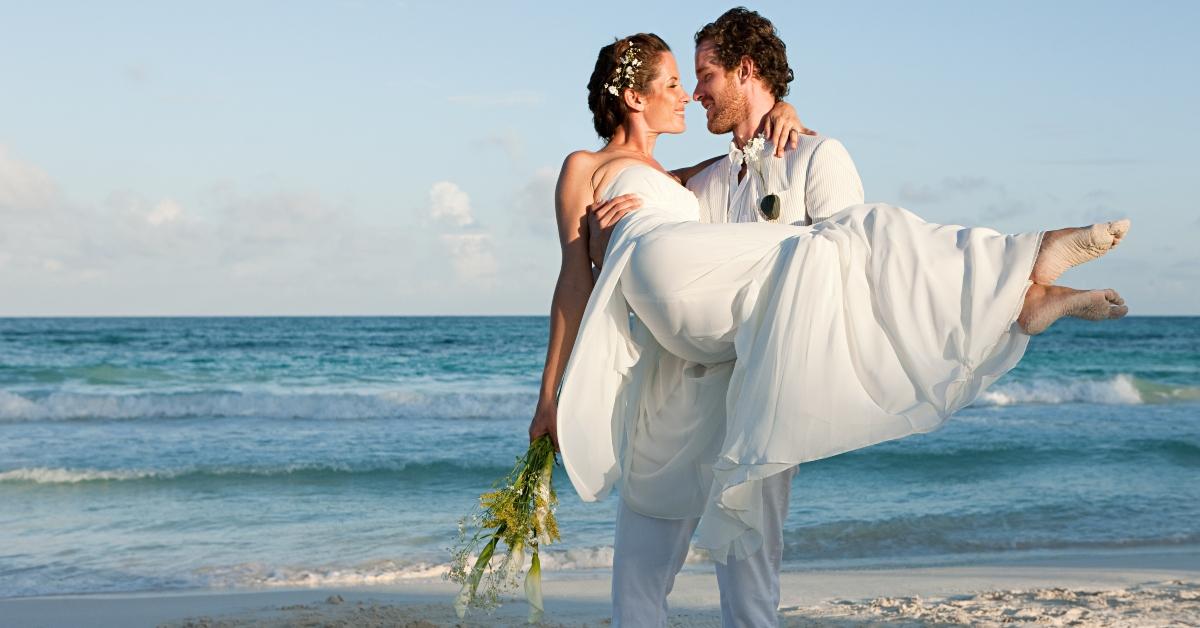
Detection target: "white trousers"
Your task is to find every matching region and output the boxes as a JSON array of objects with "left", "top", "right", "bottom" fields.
[{"left": 612, "top": 466, "right": 797, "bottom": 628}]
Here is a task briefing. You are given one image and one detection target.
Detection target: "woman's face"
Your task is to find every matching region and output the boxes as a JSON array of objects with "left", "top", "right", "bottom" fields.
[{"left": 639, "top": 52, "right": 690, "bottom": 135}]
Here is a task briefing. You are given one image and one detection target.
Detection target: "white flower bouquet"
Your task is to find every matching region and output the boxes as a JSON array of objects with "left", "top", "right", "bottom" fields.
[{"left": 448, "top": 435, "right": 560, "bottom": 623}]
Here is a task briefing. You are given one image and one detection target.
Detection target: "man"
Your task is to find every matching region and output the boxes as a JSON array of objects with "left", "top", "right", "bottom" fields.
[{"left": 587, "top": 8, "right": 865, "bottom": 627}]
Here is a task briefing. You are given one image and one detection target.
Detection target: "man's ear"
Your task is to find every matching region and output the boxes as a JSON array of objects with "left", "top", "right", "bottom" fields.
[
  {"left": 622, "top": 88, "right": 646, "bottom": 113},
  {"left": 737, "top": 55, "right": 756, "bottom": 84}
]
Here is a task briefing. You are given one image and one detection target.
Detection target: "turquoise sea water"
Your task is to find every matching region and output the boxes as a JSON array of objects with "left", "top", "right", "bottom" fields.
[{"left": 1, "top": 316, "right": 1197, "bottom": 597}]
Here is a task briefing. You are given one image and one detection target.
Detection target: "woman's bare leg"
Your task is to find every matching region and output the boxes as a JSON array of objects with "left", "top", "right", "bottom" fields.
[
  {"left": 1030, "top": 220, "right": 1130, "bottom": 285},
  {"left": 1018, "top": 284, "right": 1128, "bottom": 335}
]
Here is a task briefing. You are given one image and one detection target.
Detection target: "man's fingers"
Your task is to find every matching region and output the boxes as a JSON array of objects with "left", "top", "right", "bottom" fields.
[
  {"left": 596, "top": 195, "right": 640, "bottom": 223},
  {"left": 772, "top": 124, "right": 790, "bottom": 157},
  {"left": 593, "top": 194, "right": 638, "bottom": 220},
  {"left": 594, "top": 202, "right": 618, "bottom": 221},
  {"left": 601, "top": 207, "right": 634, "bottom": 228},
  {"left": 599, "top": 205, "right": 634, "bottom": 228},
  {"left": 785, "top": 129, "right": 798, "bottom": 152}
]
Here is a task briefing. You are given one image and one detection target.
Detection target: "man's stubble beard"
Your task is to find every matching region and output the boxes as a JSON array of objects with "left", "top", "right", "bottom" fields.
[{"left": 706, "top": 80, "right": 748, "bottom": 135}]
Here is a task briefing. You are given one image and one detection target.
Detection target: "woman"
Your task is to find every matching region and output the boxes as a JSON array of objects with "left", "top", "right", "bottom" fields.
[{"left": 529, "top": 33, "right": 1128, "bottom": 561}]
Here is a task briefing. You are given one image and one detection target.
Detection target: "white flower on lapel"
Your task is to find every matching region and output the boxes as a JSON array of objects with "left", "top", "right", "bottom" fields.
[{"left": 740, "top": 134, "right": 781, "bottom": 220}]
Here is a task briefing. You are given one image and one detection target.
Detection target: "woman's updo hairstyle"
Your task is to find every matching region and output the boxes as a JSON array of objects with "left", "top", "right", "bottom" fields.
[{"left": 587, "top": 33, "right": 671, "bottom": 141}]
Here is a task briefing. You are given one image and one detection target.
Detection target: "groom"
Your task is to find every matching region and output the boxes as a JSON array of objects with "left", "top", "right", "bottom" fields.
[{"left": 588, "top": 8, "right": 865, "bottom": 627}]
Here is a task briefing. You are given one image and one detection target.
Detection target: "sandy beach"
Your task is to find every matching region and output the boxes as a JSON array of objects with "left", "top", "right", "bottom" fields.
[{"left": 4, "top": 549, "right": 1197, "bottom": 627}]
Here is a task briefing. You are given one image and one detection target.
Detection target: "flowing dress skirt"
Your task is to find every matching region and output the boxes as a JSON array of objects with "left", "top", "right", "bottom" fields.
[{"left": 558, "top": 167, "right": 1041, "bottom": 561}]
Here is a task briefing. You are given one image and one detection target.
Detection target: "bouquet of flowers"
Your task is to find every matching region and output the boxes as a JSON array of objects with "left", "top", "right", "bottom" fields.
[{"left": 448, "top": 435, "right": 560, "bottom": 623}]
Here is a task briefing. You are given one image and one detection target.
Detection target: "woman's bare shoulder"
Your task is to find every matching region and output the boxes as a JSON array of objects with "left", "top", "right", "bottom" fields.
[
  {"left": 560, "top": 150, "right": 668, "bottom": 200},
  {"left": 591, "top": 156, "right": 666, "bottom": 197},
  {"left": 559, "top": 151, "right": 641, "bottom": 197},
  {"left": 559, "top": 150, "right": 601, "bottom": 177},
  {"left": 555, "top": 151, "right": 602, "bottom": 208}
]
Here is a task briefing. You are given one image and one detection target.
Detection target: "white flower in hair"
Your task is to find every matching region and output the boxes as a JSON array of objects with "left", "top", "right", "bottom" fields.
[{"left": 604, "top": 44, "right": 642, "bottom": 98}]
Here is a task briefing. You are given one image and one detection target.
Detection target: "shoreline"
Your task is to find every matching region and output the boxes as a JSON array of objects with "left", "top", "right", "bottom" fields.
[{"left": 4, "top": 550, "right": 1197, "bottom": 627}]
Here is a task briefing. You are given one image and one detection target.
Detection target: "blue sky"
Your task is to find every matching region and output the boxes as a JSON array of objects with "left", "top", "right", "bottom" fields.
[{"left": 1, "top": 1, "right": 1196, "bottom": 315}]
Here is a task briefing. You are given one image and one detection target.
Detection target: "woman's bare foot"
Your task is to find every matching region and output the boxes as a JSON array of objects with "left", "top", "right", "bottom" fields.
[
  {"left": 1031, "top": 219, "right": 1130, "bottom": 285},
  {"left": 1018, "top": 284, "right": 1128, "bottom": 335}
]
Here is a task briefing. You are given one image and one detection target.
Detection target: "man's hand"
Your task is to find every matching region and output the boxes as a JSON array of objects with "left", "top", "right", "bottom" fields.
[
  {"left": 586, "top": 193, "right": 641, "bottom": 269},
  {"left": 528, "top": 400, "right": 559, "bottom": 451},
  {"left": 761, "top": 101, "right": 817, "bottom": 157}
]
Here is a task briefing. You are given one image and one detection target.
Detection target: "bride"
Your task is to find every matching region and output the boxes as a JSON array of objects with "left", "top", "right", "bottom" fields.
[{"left": 528, "top": 33, "right": 1129, "bottom": 560}]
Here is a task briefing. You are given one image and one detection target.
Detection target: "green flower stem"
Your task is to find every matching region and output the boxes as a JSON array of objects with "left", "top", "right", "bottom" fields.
[
  {"left": 525, "top": 549, "right": 543, "bottom": 624},
  {"left": 467, "top": 531, "right": 501, "bottom": 598}
]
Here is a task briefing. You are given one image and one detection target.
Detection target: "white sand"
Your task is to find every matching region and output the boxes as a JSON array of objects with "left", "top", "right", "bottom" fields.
[{"left": 3, "top": 550, "right": 1197, "bottom": 627}]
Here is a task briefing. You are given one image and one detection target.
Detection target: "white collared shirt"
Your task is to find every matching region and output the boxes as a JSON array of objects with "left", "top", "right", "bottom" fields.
[{"left": 686, "top": 134, "right": 865, "bottom": 226}]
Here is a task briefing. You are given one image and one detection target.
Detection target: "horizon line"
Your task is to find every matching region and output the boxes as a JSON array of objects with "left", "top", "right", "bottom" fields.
[{"left": 1, "top": 313, "right": 1196, "bottom": 319}]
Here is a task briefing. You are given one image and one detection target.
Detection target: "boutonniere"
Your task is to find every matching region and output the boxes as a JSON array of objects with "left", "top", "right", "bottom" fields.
[{"left": 741, "top": 135, "right": 781, "bottom": 221}]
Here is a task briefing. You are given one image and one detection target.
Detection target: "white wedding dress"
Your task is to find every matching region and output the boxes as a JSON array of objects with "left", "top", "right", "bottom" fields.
[{"left": 557, "top": 165, "right": 1041, "bottom": 561}]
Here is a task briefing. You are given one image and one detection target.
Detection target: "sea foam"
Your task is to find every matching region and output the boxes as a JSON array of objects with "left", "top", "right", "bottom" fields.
[
  {"left": 0, "top": 461, "right": 512, "bottom": 484},
  {"left": 0, "top": 389, "right": 534, "bottom": 422},
  {"left": 196, "top": 546, "right": 710, "bottom": 589},
  {"left": 977, "top": 374, "right": 1144, "bottom": 406}
]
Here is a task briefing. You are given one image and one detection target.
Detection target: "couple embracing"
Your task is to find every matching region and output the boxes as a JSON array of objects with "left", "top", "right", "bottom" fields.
[{"left": 527, "top": 8, "right": 1129, "bottom": 627}]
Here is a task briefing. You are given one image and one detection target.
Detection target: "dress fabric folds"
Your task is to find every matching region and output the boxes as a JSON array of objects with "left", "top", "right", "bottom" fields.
[{"left": 557, "top": 165, "right": 1040, "bottom": 561}]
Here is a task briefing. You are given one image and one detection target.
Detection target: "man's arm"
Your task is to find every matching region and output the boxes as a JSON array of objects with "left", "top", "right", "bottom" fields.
[
  {"left": 805, "top": 138, "right": 865, "bottom": 223},
  {"left": 586, "top": 194, "right": 642, "bottom": 269},
  {"left": 669, "top": 156, "right": 722, "bottom": 187}
]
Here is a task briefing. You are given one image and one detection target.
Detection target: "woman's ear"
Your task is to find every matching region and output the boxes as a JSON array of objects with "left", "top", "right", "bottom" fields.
[{"left": 622, "top": 88, "right": 646, "bottom": 113}]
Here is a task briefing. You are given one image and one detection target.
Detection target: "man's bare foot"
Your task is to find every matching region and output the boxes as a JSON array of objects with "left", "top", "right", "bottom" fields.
[
  {"left": 1018, "top": 284, "right": 1128, "bottom": 335},
  {"left": 1031, "top": 220, "right": 1130, "bottom": 285}
]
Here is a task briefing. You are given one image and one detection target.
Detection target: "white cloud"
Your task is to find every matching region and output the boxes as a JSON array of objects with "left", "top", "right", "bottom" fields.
[
  {"left": 0, "top": 146, "right": 541, "bottom": 314},
  {"left": 145, "top": 199, "right": 184, "bottom": 226},
  {"left": 0, "top": 146, "right": 423, "bottom": 314},
  {"left": 441, "top": 233, "right": 497, "bottom": 281},
  {"left": 429, "top": 181, "right": 475, "bottom": 227},
  {"left": 425, "top": 181, "right": 499, "bottom": 282},
  {"left": 0, "top": 146, "right": 58, "bottom": 212}
]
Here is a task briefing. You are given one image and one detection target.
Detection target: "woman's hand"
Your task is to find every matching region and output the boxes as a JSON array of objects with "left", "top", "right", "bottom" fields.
[
  {"left": 529, "top": 399, "right": 560, "bottom": 451},
  {"left": 760, "top": 101, "right": 817, "bottom": 157}
]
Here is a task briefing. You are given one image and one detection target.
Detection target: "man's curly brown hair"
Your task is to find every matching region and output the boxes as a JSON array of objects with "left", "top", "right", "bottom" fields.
[{"left": 694, "top": 7, "right": 794, "bottom": 99}]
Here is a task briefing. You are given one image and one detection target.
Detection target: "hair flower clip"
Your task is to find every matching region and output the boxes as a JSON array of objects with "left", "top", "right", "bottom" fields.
[{"left": 602, "top": 45, "right": 641, "bottom": 98}]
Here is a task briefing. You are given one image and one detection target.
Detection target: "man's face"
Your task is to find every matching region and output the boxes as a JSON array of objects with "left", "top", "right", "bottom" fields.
[{"left": 693, "top": 39, "right": 746, "bottom": 135}]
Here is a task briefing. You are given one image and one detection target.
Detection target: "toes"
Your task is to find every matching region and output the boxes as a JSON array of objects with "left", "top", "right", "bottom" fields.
[
  {"left": 1103, "top": 289, "right": 1124, "bottom": 305},
  {"left": 1108, "top": 219, "right": 1131, "bottom": 245},
  {"left": 1110, "top": 305, "right": 1129, "bottom": 319}
]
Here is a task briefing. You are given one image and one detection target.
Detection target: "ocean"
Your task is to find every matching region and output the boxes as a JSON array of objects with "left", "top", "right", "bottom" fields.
[{"left": 1, "top": 316, "right": 1197, "bottom": 598}]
